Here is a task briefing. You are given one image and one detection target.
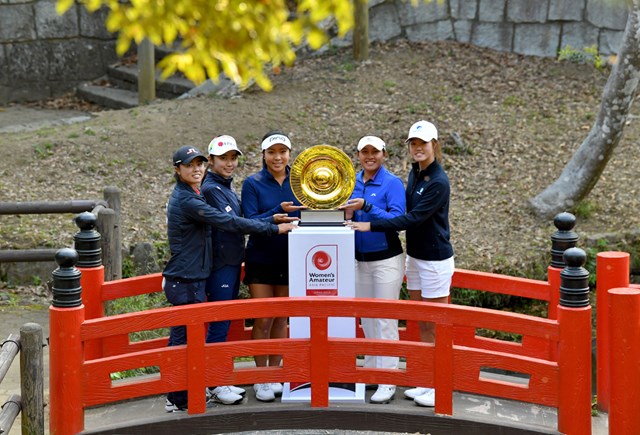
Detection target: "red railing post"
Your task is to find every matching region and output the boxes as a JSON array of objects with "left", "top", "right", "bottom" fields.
[
  {"left": 74, "top": 212, "right": 106, "bottom": 360},
  {"left": 434, "top": 322, "right": 454, "bottom": 416},
  {"left": 608, "top": 287, "right": 640, "bottom": 434},
  {"left": 310, "top": 317, "right": 329, "bottom": 407},
  {"left": 596, "top": 251, "right": 629, "bottom": 412},
  {"left": 557, "top": 248, "right": 592, "bottom": 435},
  {"left": 49, "top": 249, "right": 85, "bottom": 435}
]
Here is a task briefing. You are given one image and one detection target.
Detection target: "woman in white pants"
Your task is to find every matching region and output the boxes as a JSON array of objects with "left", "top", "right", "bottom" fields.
[{"left": 340, "top": 135, "right": 406, "bottom": 404}]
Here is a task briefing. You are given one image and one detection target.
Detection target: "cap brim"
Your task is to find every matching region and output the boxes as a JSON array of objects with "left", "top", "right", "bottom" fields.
[{"left": 181, "top": 155, "right": 207, "bottom": 165}]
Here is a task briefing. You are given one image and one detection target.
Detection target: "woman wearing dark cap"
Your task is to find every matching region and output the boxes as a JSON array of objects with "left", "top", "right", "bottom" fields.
[
  {"left": 163, "top": 145, "right": 296, "bottom": 412},
  {"left": 346, "top": 121, "right": 454, "bottom": 408},
  {"left": 241, "top": 130, "right": 305, "bottom": 402}
]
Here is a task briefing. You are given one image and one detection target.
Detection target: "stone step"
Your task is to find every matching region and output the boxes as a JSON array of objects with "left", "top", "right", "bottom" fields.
[
  {"left": 76, "top": 83, "right": 138, "bottom": 110},
  {"left": 107, "top": 64, "right": 194, "bottom": 99}
]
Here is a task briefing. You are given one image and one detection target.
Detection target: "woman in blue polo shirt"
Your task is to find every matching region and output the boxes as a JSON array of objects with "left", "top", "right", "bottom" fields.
[
  {"left": 340, "top": 135, "right": 406, "bottom": 405},
  {"left": 346, "top": 121, "right": 454, "bottom": 409}
]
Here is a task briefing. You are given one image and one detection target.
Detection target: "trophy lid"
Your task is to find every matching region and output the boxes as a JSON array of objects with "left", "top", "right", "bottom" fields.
[{"left": 290, "top": 145, "right": 356, "bottom": 209}]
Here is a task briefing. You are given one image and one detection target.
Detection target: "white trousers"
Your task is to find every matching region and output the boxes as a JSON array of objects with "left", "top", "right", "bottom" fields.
[{"left": 355, "top": 253, "right": 405, "bottom": 370}]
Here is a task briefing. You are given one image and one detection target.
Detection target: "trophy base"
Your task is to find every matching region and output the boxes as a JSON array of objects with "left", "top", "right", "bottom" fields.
[{"left": 300, "top": 209, "right": 346, "bottom": 227}]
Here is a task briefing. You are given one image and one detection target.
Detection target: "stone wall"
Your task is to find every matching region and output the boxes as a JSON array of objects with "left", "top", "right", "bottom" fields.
[
  {"left": 0, "top": 0, "right": 118, "bottom": 104},
  {"left": 0, "top": 0, "right": 630, "bottom": 105},
  {"left": 362, "top": 0, "right": 626, "bottom": 58}
]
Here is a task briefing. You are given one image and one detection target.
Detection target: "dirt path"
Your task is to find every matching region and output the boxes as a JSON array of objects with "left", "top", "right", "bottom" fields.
[
  {"left": 0, "top": 105, "right": 91, "bottom": 133},
  {"left": 0, "top": 305, "right": 50, "bottom": 435}
]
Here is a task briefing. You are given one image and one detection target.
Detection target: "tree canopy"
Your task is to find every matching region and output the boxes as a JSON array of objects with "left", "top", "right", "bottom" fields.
[{"left": 56, "top": 0, "right": 360, "bottom": 91}]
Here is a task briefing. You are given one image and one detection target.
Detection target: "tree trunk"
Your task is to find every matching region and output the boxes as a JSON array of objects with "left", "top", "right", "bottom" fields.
[
  {"left": 528, "top": 0, "right": 640, "bottom": 218},
  {"left": 353, "top": 0, "right": 369, "bottom": 61}
]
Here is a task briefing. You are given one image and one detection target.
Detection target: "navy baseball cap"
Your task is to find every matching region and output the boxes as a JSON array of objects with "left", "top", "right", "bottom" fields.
[{"left": 173, "top": 146, "right": 207, "bottom": 166}]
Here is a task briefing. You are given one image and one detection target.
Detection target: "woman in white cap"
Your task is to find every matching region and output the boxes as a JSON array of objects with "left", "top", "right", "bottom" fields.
[
  {"left": 201, "top": 134, "right": 292, "bottom": 406},
  {"left": 340, "top": 135, "right": 406, "bottom": 404},
  {"left": 241, "top": 130, "right": 305, "bottom": 402},
  {"left": 346, "top": 121, "right": 454, "bottom": 408}
]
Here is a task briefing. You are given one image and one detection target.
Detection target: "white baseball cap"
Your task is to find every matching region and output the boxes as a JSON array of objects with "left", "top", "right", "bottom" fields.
[
  {"left": 357, "top": 135, "right": 386, "bottom": 151},
  {"left": 261, "top": 134, "right": 292, "bottom": 150},
  {"left": 406, "top": 120, "right": 438, "bottom": 143},
  {"left": 208, "top": 135, "right": 243, "bottom": 156}
]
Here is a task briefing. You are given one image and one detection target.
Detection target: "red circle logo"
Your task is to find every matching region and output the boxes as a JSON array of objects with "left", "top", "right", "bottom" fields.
[{"left": 312, "top": 251, "right": 331, "bottom": 270}]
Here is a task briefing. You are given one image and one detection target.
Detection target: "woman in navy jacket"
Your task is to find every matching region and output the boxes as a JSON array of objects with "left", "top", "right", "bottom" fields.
[
  {"left": 241, "top": 131, "right": 305, "bottom": 402},
  {"left": 163, "top": 145, "right": 296, "bottom": 412},
  {"left": 340, "top": 135, "right": 406, "bottom": 404},
  {"left": 347, "top": 121, "right": 454, "bottom": 409}
]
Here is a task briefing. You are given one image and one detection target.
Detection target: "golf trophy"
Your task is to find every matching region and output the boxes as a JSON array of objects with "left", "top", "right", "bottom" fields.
[
  {"left": 290, "top": 144, "right": 356, "bottom": 226},
  {"left": 283, "top": 145, "right": 365, "bottom": 403}
]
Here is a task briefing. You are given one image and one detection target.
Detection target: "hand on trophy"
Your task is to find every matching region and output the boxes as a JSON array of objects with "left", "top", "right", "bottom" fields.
[
  {"left": 273, "top": 213, "right": 300, "bottom": 224},
  {"left": 339, "top": 198, "right": 365, "bottom": 211},
  {"left": 280, "top": 201, "right": 307, "bottom": 213},
  {"left": 277, "top": 222, "right": 298, "bottom": 234},
  {"left": 344, "top": 221, "right": 371, "bottom": 232}
]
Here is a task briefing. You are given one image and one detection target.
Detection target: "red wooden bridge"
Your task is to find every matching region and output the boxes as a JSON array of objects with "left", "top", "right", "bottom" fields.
[{"left": 47, "top": 214, "right": 640, "bottom": 435}]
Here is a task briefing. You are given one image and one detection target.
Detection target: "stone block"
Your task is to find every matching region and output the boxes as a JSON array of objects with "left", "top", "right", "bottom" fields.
[
  {"left": 397, "top": 0, "right": 449, "bottom": 26},
  {"left": 48, "top": 40, "right": 82, "bottom": 79},
  {"left": 0, "top": 3, "right": 36, "bottom": 41},
  {"left": 599, "top": 29, "right": 624, "bottom": 56},
  {"left": 35, "top": 0, "right": 79, "bottom": 39},
  {"left": 5, "top": 41, "right": 49, "bottom": 81},
  {"left": 368, "top": 0, "right": 387, "bottom": 7},
  {"left": 559, "top": 22, "right": 598, "bottom": 51},
  {"left": 513, "top": 23, "right": 561, "bottom": 57},
  {"left": 406, "top": 20, "right": 455, "bottom": 42},
  {"left": 451, "top": 0, "right": 478, "bottom": 20},
  {"left": 453, "top": 20, "right": 473, "bottom": 43},
  {"left": 0, "top": 85, "right": 9, "bottom": 105},
  {"left": 586, "top": 0, "right": 627, "bottom": 30},
  {"left": 479, "top": 0, "right": 506, "bottom": 23},
  {"left": 7, "top": 81, "right": 50, "bottom": 102},
  {"left": 0, "top": 44, "right": 5, "bottom": 83},
  {"left": 507, "top": 0, "right": 548, "bottom": 23},
  {"left": 548, "top": 0, "right": 585, "bottom": 21},
  {"left": 370, "top": 2, "right": 401, "bottom": 42},
  {"left": 79, "top": 6, "right": 114, "bottom": 39},
  {"left": 99, "top": 40, "right": 124, "bottom": 67},
  {"left": 471, "top": 22, "right": 513, "bottom": 52},
  {"left": 48, "top": 79, "right": 81, "bottom": 98}
]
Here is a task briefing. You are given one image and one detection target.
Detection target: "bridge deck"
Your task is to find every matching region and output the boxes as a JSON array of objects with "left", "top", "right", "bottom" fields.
[{"left": 82, "top": 367, "right": 608, "bottom": 435}]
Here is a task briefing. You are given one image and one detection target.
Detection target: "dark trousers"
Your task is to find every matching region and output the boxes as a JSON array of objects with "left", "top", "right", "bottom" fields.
[
  {"left": 205, "top": 264, "right": 241, "bottom": 343},
  {"left": 163, "top": 278, "right": 206, "bottom": 407}
]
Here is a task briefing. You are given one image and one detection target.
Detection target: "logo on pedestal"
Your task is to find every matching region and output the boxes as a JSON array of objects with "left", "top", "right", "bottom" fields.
[{"left": 306, "top": 245, "right": 338, "bottom": 296}]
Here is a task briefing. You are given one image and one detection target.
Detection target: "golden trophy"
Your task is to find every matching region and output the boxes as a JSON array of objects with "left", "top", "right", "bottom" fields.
[{"left": 290, "top": 145, "right": 356, "bottom": 226}]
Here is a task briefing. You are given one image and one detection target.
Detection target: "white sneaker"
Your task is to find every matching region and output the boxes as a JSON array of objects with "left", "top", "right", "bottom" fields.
[
  {"left": 207, "top": 385, "right": 246, "bottom": 399},
  {"left": 404, "top": 386, "right": 429, "bottom": 399},
  {"left": 270, "top": 382, "right": 283, "bottom": 396},
  {"left": 254, "top": 383, "right": 275, "bottom": 402},
  {"left": 370, "top": 385, "right": 396, "bottom": 404},
  {"left": 165, "top": 398, "right": 186, "bottom": 412},
  {"left": 229, "top": 385, "right": 246, "bottom": 397},
  {"left": 207, "top": 386, "right": 243, "bottom": 405},
  {"left": 414, "top": 388, "right": 435, "bottom": 407}
]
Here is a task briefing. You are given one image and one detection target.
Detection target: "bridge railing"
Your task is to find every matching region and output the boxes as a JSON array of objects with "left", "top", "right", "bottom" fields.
[
  {"left": 75, "top": 212, "right": 582, "bottom": 362},
  {"left": 49, "top": 246, "right": 594, "bottom": 435}
]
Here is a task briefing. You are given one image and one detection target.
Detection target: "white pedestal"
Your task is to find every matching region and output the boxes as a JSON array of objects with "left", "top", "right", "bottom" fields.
[{"left": 282, "top": 226, "right": 365, "bottom": 403}]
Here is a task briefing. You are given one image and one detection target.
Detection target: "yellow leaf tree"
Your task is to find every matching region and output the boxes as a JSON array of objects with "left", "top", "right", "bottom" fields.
[{"left": 56, "top": 0, "right": 357, "bottom": 92}]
